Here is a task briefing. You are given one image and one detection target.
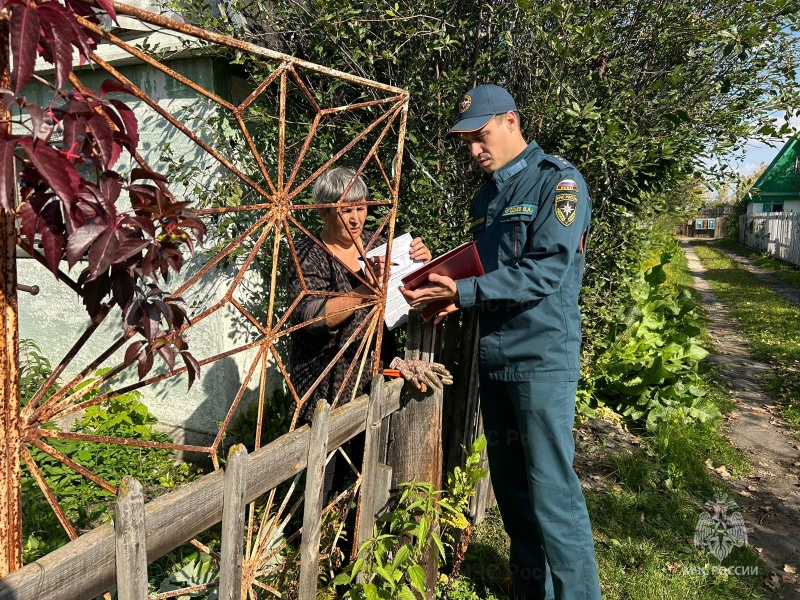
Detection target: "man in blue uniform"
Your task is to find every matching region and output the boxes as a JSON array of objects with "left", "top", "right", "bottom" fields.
[{"left": 400, "top": 84, "right": 601, "bottom": 600}]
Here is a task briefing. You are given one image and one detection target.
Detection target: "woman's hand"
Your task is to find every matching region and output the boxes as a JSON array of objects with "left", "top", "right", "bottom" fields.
[
  {"left": 360, "top": 255, "right": 390, "bottom": 287},
  {"left": 410, "top": 237, "right": 432, "bottom": 262}
]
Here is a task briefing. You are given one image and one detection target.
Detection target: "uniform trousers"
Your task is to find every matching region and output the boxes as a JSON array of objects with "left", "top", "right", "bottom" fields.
[{"left": 479, "top": 378, "right": 601, "bottom": 600}]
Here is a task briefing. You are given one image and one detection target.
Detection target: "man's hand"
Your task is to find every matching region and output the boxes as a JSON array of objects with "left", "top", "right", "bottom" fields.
[
  {"left": 399, "top": 273, "right": 458, "bottom": 307},
  {"left": 433, "top": 302, "right": 459, "bottom": 325}
]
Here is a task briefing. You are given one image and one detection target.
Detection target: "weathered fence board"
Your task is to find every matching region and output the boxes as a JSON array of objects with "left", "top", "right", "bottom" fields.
[
  {"left": 385, "top": 312, "right": 444, "bottom": 600},
  {"left": 115, "top": 477, "right": 148, "bottom": 600},
  {"left": 0, "top": 311, "right": 495, "bottom": 600},
  {"left": 739, "top": 212, "right": 800, "bottom": 266},
  {"left": 439, "top": 309, "right": 493, "bottom": 524},
  {"left": 0, "top": 380, "right": 403, "bottom": 600},
  {"left": 357, "top": 375, "right": 388, "bottom": 552},
  {"left": 298, "top": 401, "right": 330, "bottom": 599},
  {"left": 386, "top": 311, "right": 443, "bottom": 488},
  {"left": 219, "top": 445, "right": 247, "bottom": 600}
]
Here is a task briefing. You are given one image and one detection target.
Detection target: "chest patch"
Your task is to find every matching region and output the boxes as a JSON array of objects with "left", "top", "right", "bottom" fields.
[
  {"left": 501, "top": 204, "right": 536, "bottom": 218},
  {"left": 555, "top": 194, "right": 577, "bottom": 227}
]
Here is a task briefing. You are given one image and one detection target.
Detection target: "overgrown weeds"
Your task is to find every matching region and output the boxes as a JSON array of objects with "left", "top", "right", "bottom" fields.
[{"left": 581, "top": 249, "right": 719, "bottom": 429}]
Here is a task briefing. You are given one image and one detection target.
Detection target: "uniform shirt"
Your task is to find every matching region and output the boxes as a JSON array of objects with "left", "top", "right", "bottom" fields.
[{"left": 455, "top": 141, "right": 591, "bottom": 381}]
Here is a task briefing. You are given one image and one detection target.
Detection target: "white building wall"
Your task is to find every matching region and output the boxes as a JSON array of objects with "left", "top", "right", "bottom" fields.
[{"left": 20, "top": 53, "right": 277, "bottom": 444}]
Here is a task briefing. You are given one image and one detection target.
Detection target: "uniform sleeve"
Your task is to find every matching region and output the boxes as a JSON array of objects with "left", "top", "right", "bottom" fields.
[{"left": 456, "top": 174, "right": 588, "bottom": 309}]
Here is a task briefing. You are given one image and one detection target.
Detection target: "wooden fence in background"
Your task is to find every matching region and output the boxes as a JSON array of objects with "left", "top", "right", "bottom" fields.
[
  {"left": 739, "top": 212, "right": 800, "bottom": 266},
  {"left": 0, "top": 311, "right": 491, "bottom": 600}
]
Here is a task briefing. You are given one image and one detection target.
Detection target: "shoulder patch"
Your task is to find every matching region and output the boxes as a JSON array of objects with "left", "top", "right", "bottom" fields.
[
  {"left": 556, "top": 179, "right": 579, "bottom": 192},
  {"left": 554, "top": 194, "right": 577, "bottom": 227}
]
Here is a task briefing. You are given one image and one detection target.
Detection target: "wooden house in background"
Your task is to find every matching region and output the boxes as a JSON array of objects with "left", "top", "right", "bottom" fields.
[{"left": 743, "top": 137, "right": 800, "bottom": 213}]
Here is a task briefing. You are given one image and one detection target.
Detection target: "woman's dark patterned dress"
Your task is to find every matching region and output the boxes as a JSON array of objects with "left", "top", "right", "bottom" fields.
[{"left": 286, "top": 231, "right": 393, "bottom": 423}]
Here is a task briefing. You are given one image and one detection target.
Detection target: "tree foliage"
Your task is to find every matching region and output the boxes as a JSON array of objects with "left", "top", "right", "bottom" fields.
[{"left": 172, "top": 0, "right": 800, "bottom": 354}]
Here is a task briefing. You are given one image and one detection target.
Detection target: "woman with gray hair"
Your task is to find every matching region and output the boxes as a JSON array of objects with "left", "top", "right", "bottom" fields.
[
  {"left": 286, "top": 166, "right": 431, "bottom": 424},
  {"left": 286, "top": 166, "right": 431, "bottom": 513}
]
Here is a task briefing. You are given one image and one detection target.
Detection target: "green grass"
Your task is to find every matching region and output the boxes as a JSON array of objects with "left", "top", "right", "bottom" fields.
[
  {"left": 591, "top": 394, "right": 762, "bottom": 600},
  {"left": 715, "top": 239, "right": 800, "bottom": 289},
  {"left": 692, "top": 241, "right": 800, "bottom": 430}
]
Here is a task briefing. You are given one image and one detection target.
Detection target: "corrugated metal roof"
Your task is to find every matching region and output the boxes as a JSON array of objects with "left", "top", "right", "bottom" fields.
[{"left": 746, "top": 137, "right": 800, "bottom": 202}]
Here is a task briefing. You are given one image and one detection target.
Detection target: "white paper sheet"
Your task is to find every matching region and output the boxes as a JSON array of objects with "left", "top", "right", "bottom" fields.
[{"left": 365, "top": 232, "right": 423, "bottom": 329}]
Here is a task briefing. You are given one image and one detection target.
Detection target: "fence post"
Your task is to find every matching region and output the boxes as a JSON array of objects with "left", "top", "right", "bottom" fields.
[
  {"left": 219, "top": 444, "right": 248, "bottom": 600},
  {"left": 385, "top": 310, "right": 444, "bottom": 598},
  {"left": 386, "top": 310, "right": 443, "bottom": 487},
  {"left": 298, "top": 400, "right": 330, "bottom": 599},
  {"left": 356, "top": 375, "right": 390, "bottom": 553},
  {"left": 115, "top": 476, "right": 148, "bottom": 600}
]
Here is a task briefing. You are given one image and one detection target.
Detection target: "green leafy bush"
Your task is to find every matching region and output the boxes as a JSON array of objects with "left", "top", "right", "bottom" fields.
[
  {"left": 20, "top": 342, "right": 196, "bottom": 563},
  {"left": 222, "top": 388, "right": 292, "bottom": 453},
  {"left": 332, "top": 437, "right": 488, "bottom": 599},
  {"left": 582, "top": 253, "right": 719, "bottom": 428}
]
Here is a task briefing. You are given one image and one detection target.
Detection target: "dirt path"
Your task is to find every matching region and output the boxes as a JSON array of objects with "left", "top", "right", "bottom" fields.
[{"left": 683, "top": 240, "right": 800, "bottom": 598}]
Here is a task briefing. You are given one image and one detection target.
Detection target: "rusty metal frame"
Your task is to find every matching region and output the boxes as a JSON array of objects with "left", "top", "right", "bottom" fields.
[{"left": 0, "top": 0, "right": 409, "bottom": 594}]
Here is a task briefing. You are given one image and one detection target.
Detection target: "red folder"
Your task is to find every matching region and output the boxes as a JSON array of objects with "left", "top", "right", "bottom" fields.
[{"left": 401, "top": 241, "right": 484, "bottom": 319}]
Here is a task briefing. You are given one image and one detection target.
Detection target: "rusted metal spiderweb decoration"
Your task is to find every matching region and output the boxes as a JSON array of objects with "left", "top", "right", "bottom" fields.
[{"left": 14, "top": 1, "right": 409, "bottom": 597}]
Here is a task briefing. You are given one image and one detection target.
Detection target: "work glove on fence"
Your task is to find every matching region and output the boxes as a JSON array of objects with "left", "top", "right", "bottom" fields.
[{"left": 389, "top": 357, "right": 454, "bottom": 393}]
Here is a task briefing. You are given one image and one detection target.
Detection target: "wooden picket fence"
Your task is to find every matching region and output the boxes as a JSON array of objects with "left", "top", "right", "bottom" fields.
[
  {"left": 0, "top": 312, "right": 492, "bottom": 600},
  {"left": 739, "top": 212, "right": 800, "bottom": 266}
]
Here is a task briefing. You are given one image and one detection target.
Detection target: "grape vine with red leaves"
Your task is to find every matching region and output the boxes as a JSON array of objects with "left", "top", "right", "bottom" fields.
[{"left": 1, "top": 0, "right": 205, "bottom": 386}]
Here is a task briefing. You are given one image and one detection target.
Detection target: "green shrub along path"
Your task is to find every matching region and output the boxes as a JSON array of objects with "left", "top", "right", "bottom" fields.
[{"left": 686, "top": 240, "right": 800, "bottom": 598}]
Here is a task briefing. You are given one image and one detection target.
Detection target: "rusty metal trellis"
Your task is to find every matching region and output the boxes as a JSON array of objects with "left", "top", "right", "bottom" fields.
[{"left": 0, "top": 1, "right": 409, "bottom": 596}]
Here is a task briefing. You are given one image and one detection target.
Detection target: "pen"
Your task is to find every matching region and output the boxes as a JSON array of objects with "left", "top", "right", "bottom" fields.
[{"left": 358, "top": 257, "right": 399, "bottom": 267}]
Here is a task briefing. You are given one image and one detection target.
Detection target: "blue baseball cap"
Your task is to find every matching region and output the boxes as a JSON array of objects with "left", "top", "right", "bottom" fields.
[{"left": 446, "top": 84, "right": 518, "bottom": 138}]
